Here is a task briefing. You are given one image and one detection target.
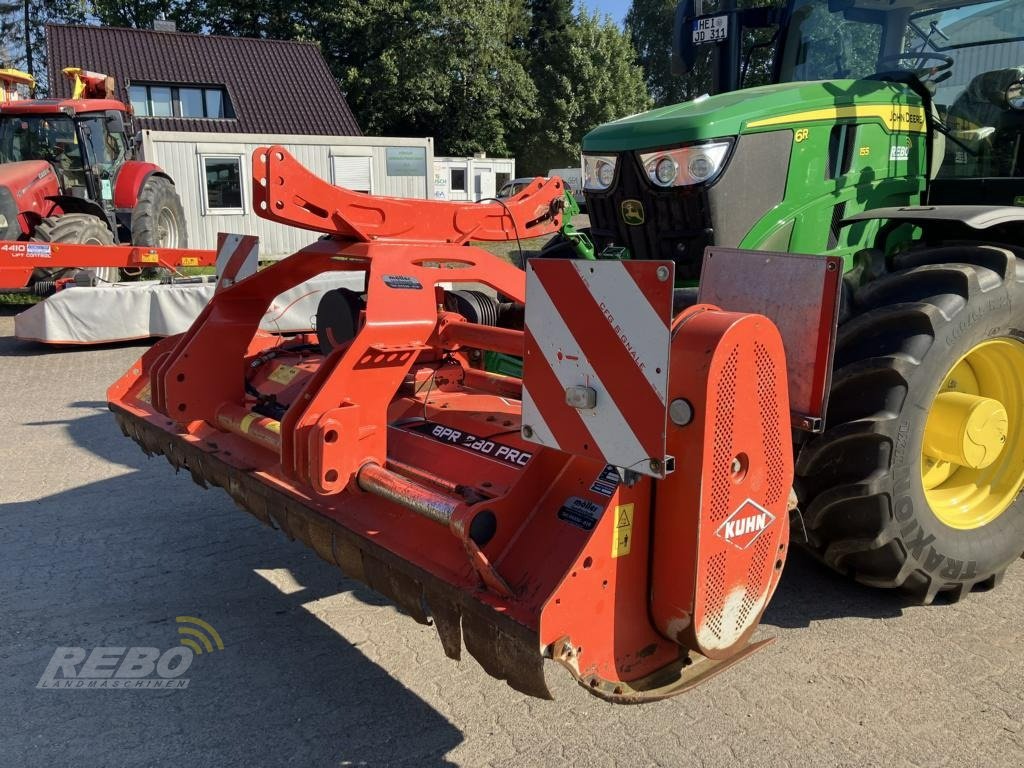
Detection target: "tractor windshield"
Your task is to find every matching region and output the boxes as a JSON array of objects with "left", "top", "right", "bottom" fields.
[
  {"left": 0, "top": 114, "right": 82, "bottom": 168},
  {"left": 777, "top": 0, "right": 1024, "bottom": 179}
]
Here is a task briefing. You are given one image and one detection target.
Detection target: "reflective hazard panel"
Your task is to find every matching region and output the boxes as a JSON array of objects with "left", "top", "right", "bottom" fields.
[{"left": 520, "top": 259, "right": 674, "bottom": 478}]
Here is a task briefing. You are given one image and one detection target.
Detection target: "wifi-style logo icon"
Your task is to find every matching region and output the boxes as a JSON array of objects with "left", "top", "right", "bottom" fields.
[{"left": 175, "top": 616, "right": 224, "bottom": 655}]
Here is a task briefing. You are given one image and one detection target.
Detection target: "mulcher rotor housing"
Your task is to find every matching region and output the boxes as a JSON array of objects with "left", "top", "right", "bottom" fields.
[{"left": 109, "top": 147, "right": 832, "bottom": 701}]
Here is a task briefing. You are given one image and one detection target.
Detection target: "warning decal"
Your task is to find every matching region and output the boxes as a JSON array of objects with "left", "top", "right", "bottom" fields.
[
  {"left": 268, "top": 364, "right": 302, "bottom": 385},
  {"left": 590, "top": 464, "right": 621, "bottom": 497},
  {"left": 611, "top": 503, "right": 634, "bottom": 558},
  {"left": 558, "top": 496, "right": 604, "bottom": 531}
]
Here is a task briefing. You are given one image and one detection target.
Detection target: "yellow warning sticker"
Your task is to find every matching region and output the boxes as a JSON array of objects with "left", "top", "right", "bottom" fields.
[
  {"left": 267, "top": 364, "right": 301, "bottom": 385},
  {"left": 611, "top": 503, "right": 633, "bottom": 558},
  {"left": 140, "top": 252, "right": 159, "bottom": 263},
  {"left": 137, "top": 383, "right": 151, "bottom": 404},
  {"left": 239, "top": 412, "right": 258, "bottom": 434},
  {"left": 181, "top": 256, "right": 200, "bottom": 267}
]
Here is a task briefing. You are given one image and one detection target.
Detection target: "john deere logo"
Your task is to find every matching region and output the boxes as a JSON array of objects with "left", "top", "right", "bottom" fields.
[{"left": 621, "top": 199, "right": 645, "bottom": 226}]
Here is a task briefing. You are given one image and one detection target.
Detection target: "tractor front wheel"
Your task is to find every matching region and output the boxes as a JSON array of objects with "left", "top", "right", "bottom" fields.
[
  {"left": 31, "top": 213, "right": 118, "bottom": 285},
  {"left": 796, "top": 245, "right": 1024, "bottom": 603},
  {"left": 131, "top": 176, "right": 187, "bottom": 249}
]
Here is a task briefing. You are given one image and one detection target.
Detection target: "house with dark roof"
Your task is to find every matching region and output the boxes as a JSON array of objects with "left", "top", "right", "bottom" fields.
[
  {"left": 46, "top": 22, "right": 361, "bottom": 136},
  {"left": 44, "top": 22, "right": 437, "bottom": 257}
]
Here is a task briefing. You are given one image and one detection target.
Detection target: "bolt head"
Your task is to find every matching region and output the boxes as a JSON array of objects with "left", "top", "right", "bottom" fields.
[
  {"left": 522, "top": 425, "right": 534, "bottom": 439},
  {"left": 656, "top": 265, "right": 670, "bottom": 282},
  {"left": 669, "top": 398, "right": 693, "bottom": 426}
]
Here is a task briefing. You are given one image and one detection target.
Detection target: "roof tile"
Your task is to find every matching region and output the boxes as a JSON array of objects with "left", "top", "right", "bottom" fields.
[{"left": 45, "top": 23, "right": 362, "bottom": 136}]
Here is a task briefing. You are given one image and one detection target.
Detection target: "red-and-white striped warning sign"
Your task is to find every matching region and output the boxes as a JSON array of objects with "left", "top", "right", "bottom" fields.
[
  {"left": 215, "top": 233, "right": 259, "bottom": 292},
  {"left": 521, "top": 259, "right": 674, "bottom": 477}
]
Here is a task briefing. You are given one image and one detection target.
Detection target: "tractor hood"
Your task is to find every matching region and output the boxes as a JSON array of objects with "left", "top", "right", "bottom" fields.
[
  {"left": 582, "top": 79, "right": 920, "bottom": 152},
  {"left": 0, "top": 159, "right": 53, "bottom": 195}
]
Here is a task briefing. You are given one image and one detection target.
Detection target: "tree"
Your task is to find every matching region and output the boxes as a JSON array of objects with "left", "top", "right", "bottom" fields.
[
  {"left": 0, "top": 0, "right": 88, "bottom": 89},
  {"left": 313, "top": 0, "right": 535, "bottom": 158},
  {"left": 565, "top": 11, "right": 652, "bottom": 147},
  {"left": 513, "top": 9, "right": 652, "bottom": 175},
  {"left": 90, "top": 1, "right": 205, "bottom": 33},
  {"left": 626, "top": 0, "right": 693, "bottom": 107}
]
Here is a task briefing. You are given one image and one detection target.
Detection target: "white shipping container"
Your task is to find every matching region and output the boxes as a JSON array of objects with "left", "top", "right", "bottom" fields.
[
  {"left": 432, "top": 156, "right": 516, "bottom": 201},
  {"left": 139, "top": 130, "right": 434, "bottom": 259}
]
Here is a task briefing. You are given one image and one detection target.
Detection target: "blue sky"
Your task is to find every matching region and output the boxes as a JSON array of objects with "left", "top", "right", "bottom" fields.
[{"left": 581, "top": 0, "right": 632, "bottom": 25}]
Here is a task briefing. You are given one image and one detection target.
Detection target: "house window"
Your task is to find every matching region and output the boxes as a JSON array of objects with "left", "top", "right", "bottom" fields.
[
  {"left": 149, "top": 86, "right": 172, "bottom": 117},
  {"left": 130, "top": 83, "right": 233, "bottom": 119},
  {"left": 202, "top": 156, "right": 244, "bottom": 213},
  {"left": 450, "top": 168, "right": 467, "bottom": 192}
]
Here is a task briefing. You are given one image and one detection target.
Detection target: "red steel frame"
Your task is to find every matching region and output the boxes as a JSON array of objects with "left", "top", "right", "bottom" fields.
[
  {"left": 0, "top": 241, "right": 216, "bottom": 291},
  {"left": 108, "top": 146, "right": 795, "bottom": 701}
]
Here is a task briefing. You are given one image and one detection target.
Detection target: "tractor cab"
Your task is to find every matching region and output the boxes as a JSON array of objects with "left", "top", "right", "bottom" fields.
[
  {"left": 0, "top": 100, "right": 130, "bottom": 204},
  {"left": 580, "top": 0, "right": 1024, "bottom": 277},
  {"left": 676, "top": 0, "right": 1024, "bottom": 200}
]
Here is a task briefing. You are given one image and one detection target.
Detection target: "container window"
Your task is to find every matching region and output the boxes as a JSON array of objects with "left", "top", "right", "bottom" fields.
[{"left": 203, "top": 156, "right": 244, "bottom": 212}]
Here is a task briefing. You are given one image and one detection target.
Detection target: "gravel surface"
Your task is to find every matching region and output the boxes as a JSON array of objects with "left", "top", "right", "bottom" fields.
[{"left": 2, "top": 309, "right": 1023, "bottom": 768}]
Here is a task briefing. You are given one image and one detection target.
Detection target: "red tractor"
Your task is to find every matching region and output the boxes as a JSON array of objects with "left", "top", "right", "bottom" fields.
[{"left": 0, "top": 68, "right": 186, "bottom": 290}]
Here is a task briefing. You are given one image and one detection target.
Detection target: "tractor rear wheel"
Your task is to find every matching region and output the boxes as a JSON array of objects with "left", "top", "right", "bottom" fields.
[
  {"left": 131, "top": 176, "right": 187, "bottom": 249},
  {"left": 31, "top": 213, "right": 118, "bottom": 285},
  {"left": 795, "top": 245, "right": 1024, "bottom": 603}
]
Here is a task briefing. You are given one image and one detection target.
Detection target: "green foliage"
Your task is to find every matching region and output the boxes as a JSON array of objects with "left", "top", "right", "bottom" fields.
[
  {"left": 309, "top": 0, "right": 537, "bottom": 157},
  {"left": 1, "top": 0, "right": 655, "bottom": 167},
  {"left": 626, "top": 0, "right": 692, "bottom": 107},
  {"left": 0, "top": 0, "right": 88, "bottom": 86},
  {"left": 515, "top": 6, "right": 651, "bottom": 175}
]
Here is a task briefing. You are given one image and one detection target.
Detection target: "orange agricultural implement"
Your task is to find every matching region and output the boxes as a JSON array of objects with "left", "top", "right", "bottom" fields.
[
  {"left": 109, "top": 147, "right": 839, "bottom": 701},
  {"left": 0, "top": 241, "right": 216, "bottom": 294}
]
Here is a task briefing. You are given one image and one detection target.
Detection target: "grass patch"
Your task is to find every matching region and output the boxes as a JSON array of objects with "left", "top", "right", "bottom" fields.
[{"left": 0, "top": 292, "right": 39, "bottom": 306}]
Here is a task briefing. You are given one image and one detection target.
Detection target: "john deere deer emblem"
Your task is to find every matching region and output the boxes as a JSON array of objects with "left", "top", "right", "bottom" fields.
[{"left": 621, "top": 199, "right": 644, "bottom": 226}]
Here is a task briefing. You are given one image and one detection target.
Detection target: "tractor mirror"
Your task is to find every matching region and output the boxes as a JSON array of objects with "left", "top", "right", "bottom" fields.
[
  {"left": 671, "top": 1, "right": 698, "bottom": 76},
  {"left": 105, "top": 110, "right": 125, "bottom": 134}
]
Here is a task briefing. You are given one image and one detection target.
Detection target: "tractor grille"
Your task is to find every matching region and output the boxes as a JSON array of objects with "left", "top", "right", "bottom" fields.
[{"left": 585, "top": 153, "right": 713, "bottom": 282}]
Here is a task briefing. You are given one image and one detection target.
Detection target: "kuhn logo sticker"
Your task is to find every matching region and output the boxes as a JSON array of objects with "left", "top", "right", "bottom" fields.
[{"left": 715, "top": 499, "right": 775, "bottom": 550}]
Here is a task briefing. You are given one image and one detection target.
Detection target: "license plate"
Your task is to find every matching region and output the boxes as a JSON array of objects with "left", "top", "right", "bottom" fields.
[{"left": 692, "top": 15, "right": 728, "bottom": 45}]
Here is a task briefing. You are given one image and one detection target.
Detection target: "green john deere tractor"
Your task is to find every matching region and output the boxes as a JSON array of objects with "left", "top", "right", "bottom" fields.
[{"left": 575, "top": 0, "right": 1024, "bottom": 602}]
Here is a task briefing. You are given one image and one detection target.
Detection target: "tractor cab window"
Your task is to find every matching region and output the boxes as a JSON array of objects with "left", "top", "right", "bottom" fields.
[
  {"left": 76, "top": 115, "right": 127, "bottom": 178},
  {"left": 0, "top": 114, "right": 87, "bottom": 189},
  {"left": 903, "top": 1, "right": 1024, "bottom": 179},
  {"left": 777, "top": 0, "right": 884, "bottom": 81},
  {"left": 0, "top": 115, "right": 79, "bottom": 165}
]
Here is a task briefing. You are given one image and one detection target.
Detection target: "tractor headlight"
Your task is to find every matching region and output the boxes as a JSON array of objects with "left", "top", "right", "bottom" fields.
[
  {"left": 640, "top": 141, "right": 732, "bottom": 187},
  {"left": 583, "top": 155, "right": 617, "bottom": 190}
]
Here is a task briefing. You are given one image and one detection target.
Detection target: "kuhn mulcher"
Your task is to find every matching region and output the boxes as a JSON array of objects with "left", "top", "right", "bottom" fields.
[
  {"left": 110, "top": 146, "right": 839, "bottom": 701},
  {"left": 110, "top": 0, "right": 1024, "bottom": 702}
]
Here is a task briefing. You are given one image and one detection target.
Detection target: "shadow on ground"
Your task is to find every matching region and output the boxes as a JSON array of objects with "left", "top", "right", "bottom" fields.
[
  {"left": 0, "top": 320, "right": 154, "bottom": 358},
  {"left": 4, "top": 400, "right": 930, "bottom": 767},
  {"left": 2, "top": 406, "right": 464, "bottom": 767},
  {"left": 762, "top": 547, "right": 914, "bottom": 629},
  {"left": 57, "top": 404, "right": 916, "bottom": 629}
]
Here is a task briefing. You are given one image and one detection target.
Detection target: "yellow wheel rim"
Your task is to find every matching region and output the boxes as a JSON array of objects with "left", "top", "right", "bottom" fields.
[{"left": 922, "top": 337, "right": 1024, "bottom": 530}]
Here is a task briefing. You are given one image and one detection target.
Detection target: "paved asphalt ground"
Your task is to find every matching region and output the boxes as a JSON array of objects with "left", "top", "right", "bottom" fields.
[{"left": 2, "top": 307, "right": 1024, "bottom": 768}]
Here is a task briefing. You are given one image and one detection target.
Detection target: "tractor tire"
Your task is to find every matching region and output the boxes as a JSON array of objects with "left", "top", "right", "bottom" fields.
[
  {"left": 131, "top": 176, "right": 187, "bottom": 249},
  {"left": 31, "top": 213, "right": 118, "bottom": 285},
  {"left": 795, "top": 244, "right": 1024, "bottom": 603}
]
